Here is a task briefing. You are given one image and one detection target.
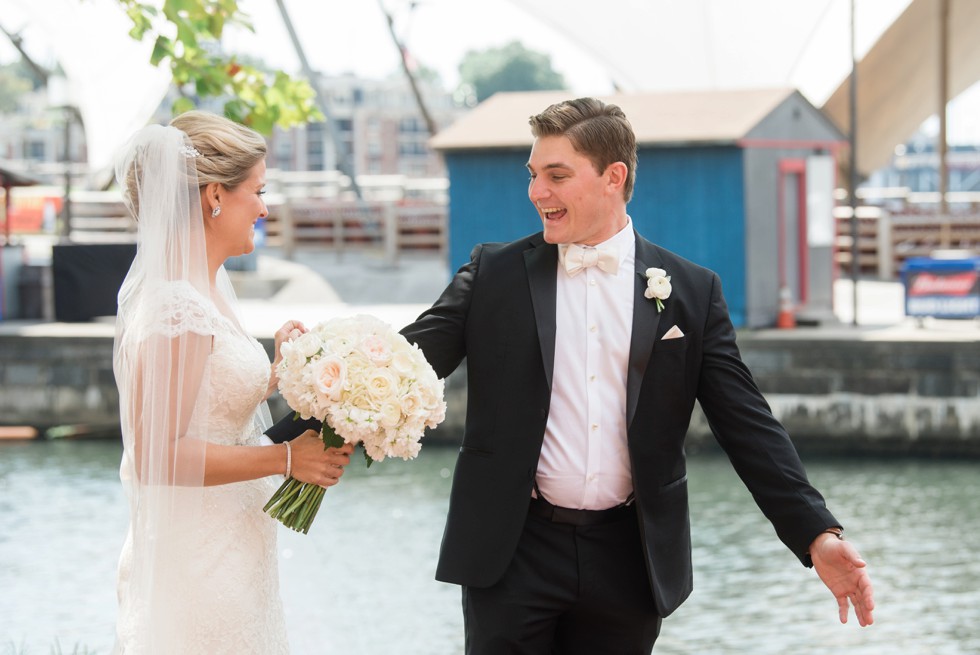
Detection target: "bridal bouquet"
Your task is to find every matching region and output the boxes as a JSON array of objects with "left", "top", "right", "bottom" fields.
[{"left": 264, "top": 314, "right": 446, "bottom": 533}]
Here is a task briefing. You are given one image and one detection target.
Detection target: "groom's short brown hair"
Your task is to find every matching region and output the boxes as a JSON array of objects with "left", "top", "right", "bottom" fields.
[{"left": 529, "top": 97, "right": 638, "bottom": 202}]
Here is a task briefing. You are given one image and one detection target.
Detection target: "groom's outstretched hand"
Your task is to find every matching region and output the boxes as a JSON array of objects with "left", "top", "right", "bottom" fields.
[
  {"left": 266, "top": 414, "right": 322, "bottom": 444},
  {"left": 810, "top": 533, "right": 875, "bottom": 627}
]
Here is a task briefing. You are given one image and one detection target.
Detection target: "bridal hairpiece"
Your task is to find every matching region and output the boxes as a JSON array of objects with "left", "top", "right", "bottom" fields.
[{"left": 181, "top": 144, "right": 202, "bottom": 158}]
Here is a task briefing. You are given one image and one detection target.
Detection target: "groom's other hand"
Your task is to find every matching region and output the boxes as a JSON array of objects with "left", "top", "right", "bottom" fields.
[
  {"left": 289, "top": 431, "right": 353, "bottom": 488},
  {"left": 810, "top": 533, "right": 876, "bottom": 626},
  {"left": 265, "top": 414, "right": 322, "bottom": 444}
]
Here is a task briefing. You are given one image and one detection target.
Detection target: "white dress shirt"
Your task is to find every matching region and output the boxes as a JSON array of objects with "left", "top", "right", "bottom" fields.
[{"left": 536, "top": 219, "right": 635, "bottom": 510}]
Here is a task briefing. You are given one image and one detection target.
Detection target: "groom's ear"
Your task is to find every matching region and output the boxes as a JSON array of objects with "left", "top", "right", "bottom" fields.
[{"left": 604, "top": 162, "right": 628, "bottom": 195}]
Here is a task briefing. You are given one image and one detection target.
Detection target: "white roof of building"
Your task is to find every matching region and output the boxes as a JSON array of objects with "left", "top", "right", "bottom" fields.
[{"left": 430, "top": 88, "right": 800, "bottom": 151}]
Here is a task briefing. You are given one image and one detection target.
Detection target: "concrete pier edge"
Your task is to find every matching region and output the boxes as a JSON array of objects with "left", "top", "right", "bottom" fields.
[{"left": 1, "top": 252, "right": 978, "bottom": 455}]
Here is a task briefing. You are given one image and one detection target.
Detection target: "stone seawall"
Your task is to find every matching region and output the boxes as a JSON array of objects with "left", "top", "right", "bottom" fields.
[
  {"left": 1, "top": 327, "right": 977, "bottom": 455},
  {"left": 0, "top": 333, "right": 120, "bottom": 435},
  {"left": 0, "top": 329, "right": 469, "bottom": 440},
  {"left": 687, "top": 332, "right": 980, "bottom": 457}
]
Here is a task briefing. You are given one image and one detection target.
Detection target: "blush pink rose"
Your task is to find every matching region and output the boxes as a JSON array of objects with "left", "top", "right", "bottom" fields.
[
  {"left": 360, "top": 335, "right": 393, "bottom": 365},
  {"left": 311, "top": 356, "right": 346, "bottom": 402}
]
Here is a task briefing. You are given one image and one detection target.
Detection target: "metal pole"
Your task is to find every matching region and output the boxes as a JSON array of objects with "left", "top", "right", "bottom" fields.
[
  {"left": 382, "top": 202, "right": 399, "bottom": 267},
  {"left": 377, "top": 0, "right": 439, "bottom": 138},
  {"left": 938, "top": 0, "right": 950, "bottom": 233},
  {"left": 60, "top": 108, "right": 72, "bottom": 242},
  {"left": 2, "top": 181, "right": 11, "bottom": 245},
  {"left": 274, "top": 0, "right": 363, "bottom": 200},
  {"left": 848, "top": 0, "right": 859, "bottom": 326},
  {"left": 0, "top": 23, "right": 49, "bottom": 85}
]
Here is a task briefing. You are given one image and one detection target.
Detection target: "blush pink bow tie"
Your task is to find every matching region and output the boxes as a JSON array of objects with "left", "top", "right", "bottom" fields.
[{"left": 560, "top": 243, "right": 620, "bottom": 277}]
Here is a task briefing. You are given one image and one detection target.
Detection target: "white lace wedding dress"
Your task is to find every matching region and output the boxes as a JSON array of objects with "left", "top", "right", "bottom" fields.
[{"left": 115, "top": 282, "right": 289, "bottom": 654}]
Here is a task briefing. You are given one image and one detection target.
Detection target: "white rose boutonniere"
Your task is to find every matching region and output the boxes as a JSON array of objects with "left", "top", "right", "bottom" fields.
[{"left": 644, "top": 267, "right": 672, "bottom": 312}]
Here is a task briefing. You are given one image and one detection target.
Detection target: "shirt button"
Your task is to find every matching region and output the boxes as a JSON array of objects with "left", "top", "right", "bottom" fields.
[
  {"left": 589, "top": 278, "right": 597, "bottom": 286},
  {"left": 588, "top": 474, "right": 597, "bottom": 482},
  {"left": 589, "top": 325, "right": 597, "bottom": 333},
  {"left": 591, "top": 424, "right": 598, "bottom": 430},
  {"left": 589, "top": 374, "right": 596, "bottom": 382}
]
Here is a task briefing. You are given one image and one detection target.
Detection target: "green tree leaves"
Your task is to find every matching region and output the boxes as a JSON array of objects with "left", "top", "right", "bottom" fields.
[
  {"left": 457, "top": 40, "right": 567, "bottom": 104},
  {"left": 116, "top": 0, "right": 322, "bottom": 133},
  {"left": 0, "top": 61, "right": 36, "bottom": 113}
]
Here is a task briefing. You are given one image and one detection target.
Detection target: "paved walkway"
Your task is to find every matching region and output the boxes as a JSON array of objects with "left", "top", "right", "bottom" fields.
[
  {"left": 232, "top": 249, "right": 447, "bottom": 338},
  {"left": 234, "top": 250, "right": 979, "bottom": 343},
  {"left": 2, "top": 245, "right": 978, "bottom": 343}
]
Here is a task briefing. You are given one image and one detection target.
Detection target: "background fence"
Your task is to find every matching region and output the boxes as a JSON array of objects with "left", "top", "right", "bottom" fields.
[
  {"left": 11, "top": 174, "right": 980, "bottom": 281},
  {"left": 834, "top": 208, "right": 980, "bottom": 278}
]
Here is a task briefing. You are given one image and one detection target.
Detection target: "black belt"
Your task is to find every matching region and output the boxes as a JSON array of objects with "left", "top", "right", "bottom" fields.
[{"left": 528, "top": 495, "right": 634, "bottom": 527}]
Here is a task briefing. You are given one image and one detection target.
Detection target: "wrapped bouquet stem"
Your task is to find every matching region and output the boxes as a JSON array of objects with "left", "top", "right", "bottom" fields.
[
  {"left": 263, "top": 421, "right": 341, "bottom": 533},
  {"left": 263, "top": 315, "right": 446, "bottom": 534}
]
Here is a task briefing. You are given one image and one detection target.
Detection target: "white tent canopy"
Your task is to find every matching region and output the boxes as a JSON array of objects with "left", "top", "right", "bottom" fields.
[
  {"left": 823, "top": 0, "right": 980, "bottom": 173},
  {"left": 4, "top": 0, "right": 978, "bottom": 182},
  {"left": 518, "top": 0, "right": 980, "bottom": 174},
  {"left": 511, "top": 0, "right": 911, "bottom": 107},
  {"left": 8, "top": 0, "right": 171, "bottom": 186}
]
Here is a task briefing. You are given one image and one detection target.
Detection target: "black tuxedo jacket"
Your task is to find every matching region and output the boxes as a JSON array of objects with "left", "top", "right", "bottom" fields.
[
  {"left": 267, "top": 230, "right": 839, "bottom": 617},
  {"left": 401, "top": 230, "right": 837, "bottom": 617}
]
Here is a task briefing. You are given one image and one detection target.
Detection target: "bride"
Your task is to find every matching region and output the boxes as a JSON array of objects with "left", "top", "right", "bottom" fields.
[{"left": 111, "top": 111, "right": 353, "bottom": 653}]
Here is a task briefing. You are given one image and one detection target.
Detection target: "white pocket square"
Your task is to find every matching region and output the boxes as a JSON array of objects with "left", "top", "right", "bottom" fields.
[{"left": 661, "top": 325, "right": 685, "bottom": 340}]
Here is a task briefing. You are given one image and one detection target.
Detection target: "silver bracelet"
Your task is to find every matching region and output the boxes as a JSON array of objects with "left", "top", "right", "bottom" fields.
[{"left": 284, "top": 441, "right": 292, "bottom": 478}]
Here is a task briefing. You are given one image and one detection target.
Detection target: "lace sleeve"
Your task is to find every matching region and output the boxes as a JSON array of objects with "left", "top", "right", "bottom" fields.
[{"left": 141, "top": 281, "right": 216, "bottom": 338}]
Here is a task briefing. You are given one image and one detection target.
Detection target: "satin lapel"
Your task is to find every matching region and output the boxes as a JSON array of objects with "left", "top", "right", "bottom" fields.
[
  {"left": 627, "top": 235, "right": 664, "bottom": 428},
  {"left": 524, "top": 241, "right": 558, "bottom": 392}
]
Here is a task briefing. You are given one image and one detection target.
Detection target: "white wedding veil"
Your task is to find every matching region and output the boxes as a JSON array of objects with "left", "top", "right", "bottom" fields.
[{"left": 111, "top": 123, "right": 216, "bottom": 651}]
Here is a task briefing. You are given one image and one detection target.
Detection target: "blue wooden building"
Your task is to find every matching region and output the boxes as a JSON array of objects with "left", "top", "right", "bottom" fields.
[{"left": 430, "top": 89, "right": 846, "bottom": 327}]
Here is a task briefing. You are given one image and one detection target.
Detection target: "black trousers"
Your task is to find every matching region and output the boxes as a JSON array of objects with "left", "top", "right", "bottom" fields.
[{"left": 462, "top": 504, "right": 662, "bottom": 655}]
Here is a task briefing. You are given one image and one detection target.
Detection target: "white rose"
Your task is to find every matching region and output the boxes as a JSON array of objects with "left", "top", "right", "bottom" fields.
[
  {"left": 399, "top": 390, "right": 422, "bottom": 416},
  {"left": 378, "top": 401, "right": 402, "bottom": 429},
  {"left": 389, "top": 347, "right": 417, "bottom": 375},
  {"left": 294, "top": 333, "right": 321, "bottom": 359},
  {"left": 345, "top": 384, "right": 375, "bottom": 412},
  {"left": 365, "top": 368, "right": 397, "bottom": 401}
]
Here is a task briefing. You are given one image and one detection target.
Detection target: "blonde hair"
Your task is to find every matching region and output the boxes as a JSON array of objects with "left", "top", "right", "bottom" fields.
[{"left": 170, "top": 110, "right": 267, "bottom": 190}]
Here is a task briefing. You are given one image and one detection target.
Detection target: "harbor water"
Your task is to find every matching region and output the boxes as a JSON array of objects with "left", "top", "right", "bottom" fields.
[{"left": 1, "top": 439, "right": 978, "bottom": 654}]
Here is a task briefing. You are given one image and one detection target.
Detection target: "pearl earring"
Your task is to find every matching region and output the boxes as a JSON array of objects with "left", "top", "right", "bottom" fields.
[{"left": 211, "top": 206, "right": 221, "bottom": 218}]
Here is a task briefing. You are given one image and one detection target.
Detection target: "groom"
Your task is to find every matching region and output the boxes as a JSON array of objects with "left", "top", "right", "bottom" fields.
[{"left": 270, "top": 97, "right": 874, "bottom": 653}]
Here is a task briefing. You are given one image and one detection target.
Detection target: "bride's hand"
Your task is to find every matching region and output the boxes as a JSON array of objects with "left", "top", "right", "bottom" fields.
[
  {"left": 267, "top": 320, "right": 307, "bottom": 397},
  {"left": 273, "top": 320, "right": 307, "bottom": 363},
  {"left": 288, "top": 430, "right": 354, "bottom": 488}
]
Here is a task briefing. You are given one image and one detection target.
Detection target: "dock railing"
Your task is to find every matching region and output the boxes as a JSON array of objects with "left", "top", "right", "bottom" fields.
[
  {"left": 835, "top": 207, "right": 980, "bottom": 278},
  {"left": 251, "top": 169, "right": 448, "bottom": 265},
  {"left": 264, "top": 197, "right": 447, "bottom": 265},
  {"left": 20, "top": 170, "right": 450, "bottom": 266}
]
